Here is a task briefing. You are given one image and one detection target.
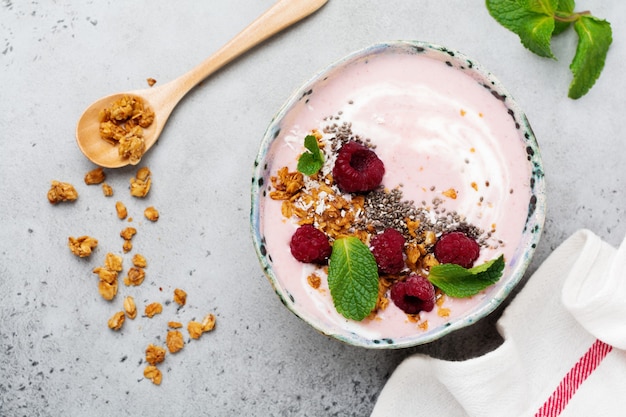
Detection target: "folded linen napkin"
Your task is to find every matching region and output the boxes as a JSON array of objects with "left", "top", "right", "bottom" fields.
[{"left": 371, "top": 229, "right": 626, "bottom": 417}]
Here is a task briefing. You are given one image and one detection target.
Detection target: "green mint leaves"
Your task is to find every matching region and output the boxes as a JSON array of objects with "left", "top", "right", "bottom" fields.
[
  {"left": 486, "top": 0, "right": 612, "bottom": 99},
  {"left": 327, "top": 237, "right": 379, "bottom": 321},
  {"left": 427, "top": 255, "right": 506, "bottom": 298},
  {"left": 297, "top": 135, "right": 324, "bottom": 176}
]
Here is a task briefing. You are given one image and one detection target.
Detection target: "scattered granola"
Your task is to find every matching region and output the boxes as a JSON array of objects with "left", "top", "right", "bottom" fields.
[
  {"left": 136, "top": 166, "right": 151, "bottom": 181},
  {"left": 143, "top": 365, "right": 162, "bottom": 385},
  {"left": 47, "top": 181, "right": 78, "bottom": 204},
  {"left": 145, "top": 302, "right": 163, "bottom": 318},
  {"left": 173, "top": 288, "right": 187, "bottom": 306},
  {"left": 84, "top": 167, "right": 106, "bottom": 185},
  {"left": 123, "top": 296, "right": 137, "bottom": 319},
  {"left": 104, "top": 252, "right": 123, "bottom": 272},
  {"left": 145, "top": 344, "right": 166, "bottom": 365},
  {"left": 166, "top": 330, "right": 184, "bottom": 353},
  {"left": 102, "top": 183, "right": 113, "bottom": 197},
  {"left": 144, "top": 206, "right": 159, "bottom": 222},
  {"left": 120, "top": 226, "right": 137, "bottom": 253},
  {"left": 132, "top": 253, "right": 147, "bottom": 268},
  {"left": 98, "top": 95, "right": 154, "bottom": 164},
  {"left": 187, "top": 314, "right": 217, "bottom": 340},
  {"left": 146, "top": 78, "right": 157, "bottom": 87},
  {"left": 59, "top": 165, "right": 218, "bottom": 386},
  {"left": 97, "top": 279, "right": 118, "bottom": 301},
  {"left": 68, "top": 236, "right": 98, "bottom": 258},
  {"left": 123, "top": 266, "right": 145, "bottom": 286},
  {"left": 107, "top": 311, "right": 125, "bottom": 331},
  {"left": 115, "top": 201, "right": 127, "bottom": 219},
  {"left": 92, "top": 253, "right": 122, "bottom": 301},
  {"left": 120, "top": 227, "right": 137, "bottom": 240},
  {"left": 201, "top": 313, "right": 216, "bottom": 332},
  {"left": 130, "top": 167, "right": 151, "bottom": 197},
  {"left": 187, "top": 321, "right": 203, "bottom": 340},
  {"left": 92, "top": 266, "right": 117, "bottom": 284}
]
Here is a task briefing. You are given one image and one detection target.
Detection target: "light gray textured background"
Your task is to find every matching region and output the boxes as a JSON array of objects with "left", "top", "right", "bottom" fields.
[{"left": 1, "top": 1, "right": 624, "bottom": 416}]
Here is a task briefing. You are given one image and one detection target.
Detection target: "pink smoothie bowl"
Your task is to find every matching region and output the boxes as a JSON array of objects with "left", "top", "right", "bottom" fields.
[{"left": 250, "top": 41, "right": 546, "bottom": 349}]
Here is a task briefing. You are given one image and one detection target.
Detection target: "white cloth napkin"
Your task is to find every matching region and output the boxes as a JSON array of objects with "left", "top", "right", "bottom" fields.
[{"left": 371, "top": 229, "right": 626, "bottom": 417}]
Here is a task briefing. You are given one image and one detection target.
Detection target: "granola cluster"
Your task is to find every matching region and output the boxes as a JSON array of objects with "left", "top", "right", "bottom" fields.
[
  {"left": 187, "top": 313, "right": 216, "bottom": 339},
  {"left": 93, "top": 252, "right": 123, "bottom": 301},
  {"left": 130, "top": 167, "right": 152, "bottom": 197},
  {"left": 108, "top": 311, "right": 125, "bottom": 331},
  {"left": 115, "top": 201, "right": 128, "bottom": 219},
  {"left": 84, "top": 167, "right": 106, "bottom": 185},
  {"left": 270, "top": 165, "right": 366, "bottom": 242},
  {"left": 123, "top": 296, "right": 137, "bottom": 319},
  {"left": 98, "top": 95, "right": 155, "bottom": 164},
  {"left": 47, "top": 181, "right": 78, "bottom": 204},
  {"left": 144, "top": 206, "right": 159, "bottom": 222},
  {"left": 68, "top": 235, "right": 98, "bottom": 258},
  {"left": 49, "top": 165, "right": 218, "bottom": 385}
]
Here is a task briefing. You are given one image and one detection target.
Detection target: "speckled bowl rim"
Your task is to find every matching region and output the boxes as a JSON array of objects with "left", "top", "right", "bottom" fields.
[{"left": 250, "top": 40, "right": 546, "bottom": 349}]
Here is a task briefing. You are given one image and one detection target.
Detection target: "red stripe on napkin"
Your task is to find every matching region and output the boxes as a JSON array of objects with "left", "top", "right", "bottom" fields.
[{"left": 534, "top": 339, "right": 613, "bottom": 417}]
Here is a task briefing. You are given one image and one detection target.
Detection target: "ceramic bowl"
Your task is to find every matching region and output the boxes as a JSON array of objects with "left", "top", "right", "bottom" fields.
[{"left": 250, "top": 41, "right": 545, "bottom": 349}]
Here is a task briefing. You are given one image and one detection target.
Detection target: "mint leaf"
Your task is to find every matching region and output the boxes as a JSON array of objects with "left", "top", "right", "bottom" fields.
[
  {"left": 327, "top": 237, "right": 379, "bottom": 321},
  {"left": 427, "top": 255, "right": 505, "bottom": 298},
  {"left": 486, "top": 0, "right": 612, "bottom": 98},
  {"left": 568, "top": 15, "right": 612, "bottom": 99},
  {"left": 486, "top": 0, "right": 556, "bottom": 58},
  {"left": 297, "top": 135, "right": 324, "bottom": 176}
]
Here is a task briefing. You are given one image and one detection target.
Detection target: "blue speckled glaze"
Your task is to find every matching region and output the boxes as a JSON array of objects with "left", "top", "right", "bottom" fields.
[{"left": 250, "top": 41, "right": 546, "bottom": 349}]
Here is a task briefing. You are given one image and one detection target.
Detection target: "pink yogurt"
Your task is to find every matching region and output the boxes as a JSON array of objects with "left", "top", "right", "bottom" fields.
[{"left": 255, "top": 43, "right": 539, "bottom": 345}]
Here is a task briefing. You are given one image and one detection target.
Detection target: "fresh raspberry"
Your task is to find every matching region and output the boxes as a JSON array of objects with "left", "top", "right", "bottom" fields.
[
  {"left": 289, "top": 224, "right": 332, "bottom": 264},
  {"left": 332, "top": 141, "right": 385, "bottom": 193},
  {"left": 434, "top": 231, "right": 480, "bottom": 268},
  {"left": 390, "top": 274, "right": 435, "bottom": 314},
  {"left": 370, "top": 228, "right": 406, "bottom": 274}
]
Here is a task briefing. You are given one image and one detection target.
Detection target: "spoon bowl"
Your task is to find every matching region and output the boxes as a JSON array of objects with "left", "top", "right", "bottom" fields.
[
  {"left": 75, "top": 0, "right": 329, "bottom": 168},
  {"left": 76, "top": 93, "right": 155, "bottom": 169},
  {"left": 75, "top": 83, "right": 179, "bottom": 168}
]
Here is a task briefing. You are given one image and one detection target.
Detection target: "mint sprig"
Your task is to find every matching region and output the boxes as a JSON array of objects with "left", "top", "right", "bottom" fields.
[
  {"left": 327, "top": 237, "right": 379, "bottom": 321},
  {"left": 486, "top": 0, "right": 612, "bottom": 99},
  {"left": 427, "top": 255, "right": 505, "bottom": 298},
  {"left": 297, "top": 135, "right": 324, "bottom": 176}
]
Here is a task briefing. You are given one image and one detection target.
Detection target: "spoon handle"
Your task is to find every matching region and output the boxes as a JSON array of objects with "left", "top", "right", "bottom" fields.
[{"left": 164, "top": 0, "right": 328, "bottom": 104}]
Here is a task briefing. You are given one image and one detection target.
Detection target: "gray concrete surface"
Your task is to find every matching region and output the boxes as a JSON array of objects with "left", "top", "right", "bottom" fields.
[{"left": 1, "top": 1, "right": 624, "bottom": 416}]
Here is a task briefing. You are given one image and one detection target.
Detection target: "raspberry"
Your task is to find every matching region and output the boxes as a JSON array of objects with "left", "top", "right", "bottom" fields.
[
  {"left": 433, "top": 231, "right": 480, "bottom": 268},
  {"left": 370, "top": 228, "right": 405, "bottom": 274},
  {"left": 332, "top": 141, "right": 385, "bottom": 193},
  {"left": 390, "top": 274, "right": 435, "bottom": 314},
  {"left": 289, "top": 224, "right": 332, "bottom": 264}
]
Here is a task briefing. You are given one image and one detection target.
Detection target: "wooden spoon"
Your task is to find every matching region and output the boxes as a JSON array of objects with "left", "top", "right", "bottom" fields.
[{"left": 76, "top": 0, "right": 328, "bottom": 168}]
